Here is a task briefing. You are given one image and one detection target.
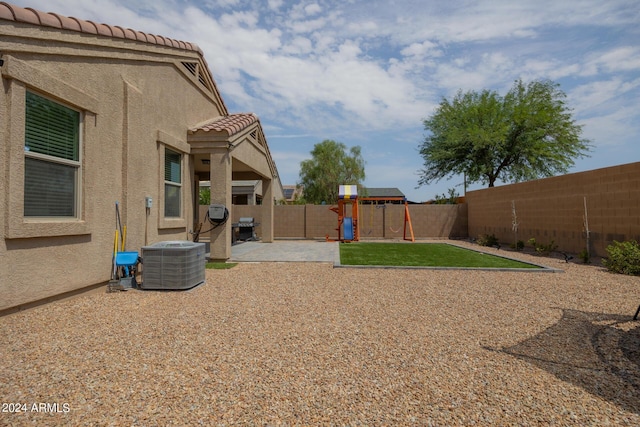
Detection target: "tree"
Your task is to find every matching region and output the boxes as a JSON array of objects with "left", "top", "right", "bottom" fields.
[
  {"left": 199, "top": 186, "right": 210, "bottom": 205},
  {"left": 418, "top": 79, "right": 591, "bottom": 188},
  {"left": 298, "top": 139, "right": 365, "bottom": 204},
  {"left": 433, "top": 188, "right": 460, "bottom": 204}
]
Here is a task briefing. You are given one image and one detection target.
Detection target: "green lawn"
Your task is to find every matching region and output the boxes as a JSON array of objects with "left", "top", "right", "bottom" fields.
[
  {"left": 339, "top": 243, "right": 540, "bottom": 269},
  {"left": 206, "top": 262, "right": 238, "bottom": 270}
]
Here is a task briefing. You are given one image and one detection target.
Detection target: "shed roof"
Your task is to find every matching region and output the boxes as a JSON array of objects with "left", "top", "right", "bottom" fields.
[{"left": 364, "top": 188, "right": 406, "bottom": 199}]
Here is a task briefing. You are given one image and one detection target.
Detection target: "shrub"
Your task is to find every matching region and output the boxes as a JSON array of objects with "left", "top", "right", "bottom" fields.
[
  {"left": 528, "top": 238, "right": 558, "bottom": 256},
  {"left": 603, "top": 240, "right": 640, "bottom": 275},
  {"left": 578, "top": 248, "right": 590, "bottom": 264},
  {"left": 434, "top": 188, "right": 460, "bottom": 204},
  {"left": 510, "top": 240, "right": 525, "bottom": 251},
  {"left": 477, "top": 234, "right": 499, "bottom": 247}
]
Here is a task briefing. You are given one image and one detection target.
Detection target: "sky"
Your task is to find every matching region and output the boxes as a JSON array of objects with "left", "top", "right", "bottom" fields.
[{"left": 12, "top": 0, "right": 640, "bottom": 202}]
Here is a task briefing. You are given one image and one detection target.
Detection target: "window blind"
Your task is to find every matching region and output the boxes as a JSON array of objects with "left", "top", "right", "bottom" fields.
[
  {"left": 24, "top": 158, "right": 76, "bottom": 217},
  {"left": 25, "top": 91, "right": 79, "bottom": 161},
  {"left": 24, "top": 92, "right": 80, "bottom": 218},
  {"left": 164, "top": 148, "right": 181, "bottom": 217},
  {"left": 165, "top": 149, "right": 181, "bottom": 183}
]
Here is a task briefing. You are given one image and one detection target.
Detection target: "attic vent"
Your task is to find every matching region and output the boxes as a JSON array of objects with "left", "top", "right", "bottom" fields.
[
  {"left": 197, "top": 72, "right": 210, "bottom": 90},
  {"left": 182, "top": 61, "right": 197, "bottom": 76},
  {"left": 250, "top": 130, "right": 257, "bottom": 140},
  {"left": 181, "top": 61, "right": 212, "bottom": 92}
]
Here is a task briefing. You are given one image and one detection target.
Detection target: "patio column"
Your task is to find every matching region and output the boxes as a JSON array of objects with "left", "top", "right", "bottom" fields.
[
  {"left": 208, "top": 148, "right": 232, "bottom": 260},
  {"left": 262, "top": 178, "right": 274, "bottom": 243}
]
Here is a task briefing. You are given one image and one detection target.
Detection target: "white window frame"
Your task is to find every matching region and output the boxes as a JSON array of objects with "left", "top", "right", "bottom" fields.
[
  {"left": 164, "top": 147, "right": 182, "bottom": 218},
  {"left": 157, "top": 131, "right": 190, "bottom": 230}
]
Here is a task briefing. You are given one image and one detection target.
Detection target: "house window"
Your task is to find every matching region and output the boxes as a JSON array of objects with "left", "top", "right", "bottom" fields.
[
  {"left": 164, "top": 148, "right": 182, "bottom": 217},
  {"left": 24, "top": 91, "right": 80, "bottom": 217}
]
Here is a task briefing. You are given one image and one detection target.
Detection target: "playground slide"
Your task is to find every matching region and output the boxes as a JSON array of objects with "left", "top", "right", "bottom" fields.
[{"left": 343, "top": 217, "right": 354, "bottom": 241}]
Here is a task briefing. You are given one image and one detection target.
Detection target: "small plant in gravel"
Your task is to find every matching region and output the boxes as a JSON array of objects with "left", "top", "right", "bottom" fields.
[
  {"left": 603, "top": 240, "right": 640, "bottom": 275},
  {"left": 528, "top": 238, "right": 558, "bottom": 256},
  {"left": 477, "top": 233, "right": 499, "bottom": 248},
  {"left": 578, "top": 248, "right": 591, "bottom": 264},
  {"left": 510, "top": 240, "right": 525, "bottom": 251}
]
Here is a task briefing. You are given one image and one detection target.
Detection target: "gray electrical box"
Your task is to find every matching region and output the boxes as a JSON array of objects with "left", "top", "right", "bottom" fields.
[{"left": 208, "top": 204, "right": 226, "bottom": 221}]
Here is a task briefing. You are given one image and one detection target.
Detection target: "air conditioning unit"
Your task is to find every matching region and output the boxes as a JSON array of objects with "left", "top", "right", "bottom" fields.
[{"left": 141, "top": 241, "right": 206, "bottom": 290}]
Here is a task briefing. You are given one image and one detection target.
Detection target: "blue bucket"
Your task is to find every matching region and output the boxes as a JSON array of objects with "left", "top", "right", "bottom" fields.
[{"left": 115, "top": 251, "right": 139, "bottom": 267}]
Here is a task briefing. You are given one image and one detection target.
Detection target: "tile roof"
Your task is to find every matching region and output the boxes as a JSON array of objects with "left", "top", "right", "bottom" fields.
[
  {"left": 0, "top": 2, "right": 201, "bottom": 53},
  {"left": 191, "top": 113, "right": 259, "bottom": 136}
]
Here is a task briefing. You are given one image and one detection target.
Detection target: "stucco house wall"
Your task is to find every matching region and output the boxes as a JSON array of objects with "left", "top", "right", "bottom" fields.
[{"left": 0, "top": 3, "right": 279, "bottom": 312}]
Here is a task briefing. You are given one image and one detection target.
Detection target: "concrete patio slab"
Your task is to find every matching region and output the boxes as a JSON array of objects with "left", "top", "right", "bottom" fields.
[{"left": 230, "top": 240, "right": 339, "bottom": 263}]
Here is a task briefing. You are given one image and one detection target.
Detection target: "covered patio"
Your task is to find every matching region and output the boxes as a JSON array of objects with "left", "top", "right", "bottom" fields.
[{"left": 189, "top": 113, "right": 282, "bottom": 260}]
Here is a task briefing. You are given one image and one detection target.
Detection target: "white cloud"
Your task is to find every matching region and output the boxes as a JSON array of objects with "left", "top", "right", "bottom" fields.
[
  {"left": 271, "top": 150, "right": 309, "bottom": 179},
  {"left": 304, "top": 3, "right": 322, "bottom": 16},
  {"left": 8, "top": 0, "right": 638, "bottom": 196},
  {"left": 288, "top": 17, "right": 329, "bottom": 34},
  {"left": 286, "top": 1, "right": 321, "bottom": 21},
  {"left": 581, "top": 106, "right": 639, "bottom": 147},
  {"left": 267, "top": 0, "right": 284, "bottom": 10},
  {"left": 347, "top": 20, "right": 378, "bottom": 33},
  {"left": 182, "top": 7, "right": 282, "bottom": 74},
  {"left": 400, "top": 41, "right": 440, "bottom": 58},
  {"left": 281, "top": 36, "right": 314, "bottom": 55},
  {"left": 571, "top": 77, "right": 640, "bottom": 115},
  {"left": 567, "top": 76, "right": 640, "bottom": 148},
  {"left": 587, "top": 46, "right": 640, "bottom": 74},
  {"left": 211, "top": 0, "right": 241, "bottom": 7},
  {"left": 518, "top": 59, "right": 582, "bottom": 81},
  {"left": 431, "top": 52, "right": 518, "bottom": 94}
]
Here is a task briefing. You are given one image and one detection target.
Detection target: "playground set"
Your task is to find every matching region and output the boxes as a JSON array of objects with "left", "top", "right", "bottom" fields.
[{"left": 327, "top": 185, "right": 415, "bottom": 243}]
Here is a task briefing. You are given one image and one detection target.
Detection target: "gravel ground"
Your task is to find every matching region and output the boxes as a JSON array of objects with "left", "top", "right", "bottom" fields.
[{"left": 1, "top": 242, "right": 639, "bottom": 426}]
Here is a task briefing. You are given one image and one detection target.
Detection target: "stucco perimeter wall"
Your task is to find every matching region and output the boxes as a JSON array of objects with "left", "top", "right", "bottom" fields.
[
  {"left": 274, "top": 205, "right": 306, "bottom": 238},
  {"left": 232, "top": 205, "right": 265, "bottom": 238},
  {"left": 466, "top": 162, "right": 640, "bottom": 257},
  {"left": 208, "top": 204, "right": 468, "bottom": 240},
  {"left": 198, "top": 205, "right": 267, "bottom": 238},
  {"left": 270, "top": 204, "right": 468, "bottom": 240}
]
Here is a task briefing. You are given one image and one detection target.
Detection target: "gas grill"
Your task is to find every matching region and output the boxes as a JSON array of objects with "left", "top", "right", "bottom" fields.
[{"left": 232, "top": 217, "right": 259, "bottom": 242}]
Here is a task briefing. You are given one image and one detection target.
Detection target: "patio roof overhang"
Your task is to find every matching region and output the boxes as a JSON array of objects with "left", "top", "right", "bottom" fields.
[{"left": 188, "top": 113, "right": 277, "bottom": 183}]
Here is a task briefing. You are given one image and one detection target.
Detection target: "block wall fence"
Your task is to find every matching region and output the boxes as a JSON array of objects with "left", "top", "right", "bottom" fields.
[
  {"left": 465, "top": 161, "right": 640, "bottom": 257},
  {"left": 199, "top": 161, "right": 639, "bottom": 257},
  {"left": 273, "top": 203, "right": 468, "bottom": 240},
  {"left": 199, "top": 203, "right": 468, "bottom": 241}
]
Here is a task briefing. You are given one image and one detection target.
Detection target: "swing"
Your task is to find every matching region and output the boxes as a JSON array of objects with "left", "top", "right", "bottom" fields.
[
  {"left": 388, "top": 202, "right": 402, "bottom": 233},
  {"left": 365, "top": 201, "right": 375, "bottom": 235},
  {"left": 384, "top": 201, "right": 415, "bottom": 241}
]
